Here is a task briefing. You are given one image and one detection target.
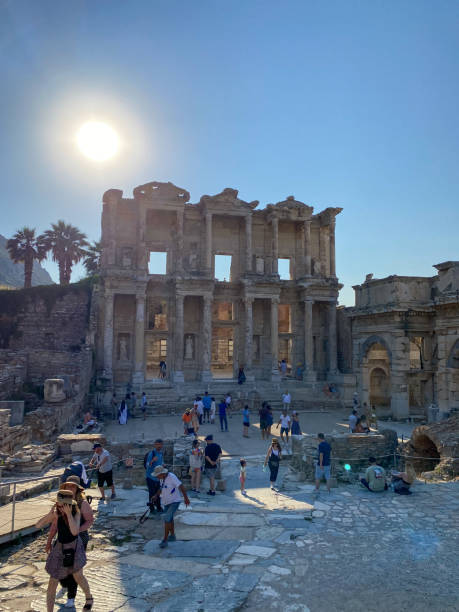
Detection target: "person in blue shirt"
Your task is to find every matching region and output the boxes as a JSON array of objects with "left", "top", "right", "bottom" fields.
[
  {"left": 242, "top": 405, "right": 250, "bottom": 437},
  {"left": 314, "top": 433, "right": 332, "bottom": 494},
  {"left": 202, "top": 391, "right": 212, "bottom": 423},
  {"left": 145, "top": 439, "right": 164, "bottom": 513},
  {"left": 218, "top": 399, "right": 228, "bottom": 432}
]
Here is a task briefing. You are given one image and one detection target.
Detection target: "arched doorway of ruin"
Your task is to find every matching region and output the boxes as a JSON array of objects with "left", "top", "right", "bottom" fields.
[
  {"left": 369, "top": 366, "right": 391, "bottom": 408},
  {"left": 361, "top": 338, "right": 392, "bottom": 415},
  {"left": 409, "top": 433, "right": 441, "bottom": 473}
]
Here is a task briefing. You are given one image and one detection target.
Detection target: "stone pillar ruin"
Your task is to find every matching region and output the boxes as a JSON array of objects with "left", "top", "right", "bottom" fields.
[
  {"left": 390, "top": 334, "right": 410, "bottom": 418},
  {"left": 304, "top": 219, "right": 312, "bottom": 276},
  {"left": 133, "top": 294, "right": 145, "bottom": 384},
  {"left": 329, "top": 301, "right": 338, "bottom": 373},
  {"left": 320, "top": 225, "right": 330, "bottom": 276},
  {"left": 271, "top": 217, "right": 279, "bottom": 275},
  {"left": 202, "top": 295, "right": 213, "bottom": 381},
  {"left": 304, "top": 299, "right": 315, "bottom": 379},
  {"left": 205, "top": 212, "right": 213, "bottom": 271},
  {"left": 244, "top": 297, "right": 254, "bottom": 378},
  {"left": 176, "top": 209, "right": 184, "bottom": 272},
  {"left": 329, "top": 218, "right": 336, "bottom": 277},
  {"left": 174, "top": 294, "right": 185, "bottom": 383},
  {"left": 103, "top": 290, "right": 114, "bottom": 380},
  {"left": 245, "top": 215, "right": 252, "bottom": 273},
  {"left": 271, "top": 296, "right": 280, "bottom": 380}
]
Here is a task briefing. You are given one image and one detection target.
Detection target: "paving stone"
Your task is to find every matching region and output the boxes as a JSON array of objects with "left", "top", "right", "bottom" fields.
[
  {"left": 268, "top": 564, "right": 292, "bottom": 575},
  {"left": 178, "top": 511, "right": 264, "bottom": 527},
  {"left": 236, "top": 544, "right": 276, "bottom": 558},
  {"left": 255, "top": 526, "right": 284, "bottom": 540},
  {"left": 119, "top": 553, "right": 215, "bottom": 577},
  {"left": 228, "top": 553, "right": 258, "bottom": 565},
  {"left": 155, "top": 572, "right": 259, "bottom": 612},
  {"left": 0, "top": 575, "right": 29, "bottom": 590},
  {"left": 144, "top": 539, "right": 240, "bottom": 561},
  {"left": 270, "top": 518, "right": 313, "bottom": 529}
]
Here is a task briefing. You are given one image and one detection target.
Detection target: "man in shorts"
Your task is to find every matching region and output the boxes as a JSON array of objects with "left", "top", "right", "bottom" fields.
[
  {"left": 277, "top": 409, "right": 291, "bottom": 445},
  {"left": 204, "top": 435, "right": 222, "bottom": 496},
  {"left": 314, "top": 433, "right": 331, "bottom": 494},
  {"left": 153, "top": 466, "right": 190, "bottom": 548},
  {"left": 89, "top": 443, "right": 116, "bottom": 500}
]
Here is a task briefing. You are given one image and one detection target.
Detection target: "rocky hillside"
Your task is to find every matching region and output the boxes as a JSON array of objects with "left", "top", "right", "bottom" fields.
[{"left": 0, "top": 234, "right": 53, "bottom": 288}]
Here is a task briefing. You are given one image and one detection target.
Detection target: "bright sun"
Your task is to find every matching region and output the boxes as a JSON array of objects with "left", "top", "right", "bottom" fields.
[{"left": 76, "top": 121, "right": 119, "bottom": 161}]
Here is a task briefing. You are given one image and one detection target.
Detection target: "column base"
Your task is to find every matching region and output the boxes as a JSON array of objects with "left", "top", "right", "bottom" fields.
[
  {"left": 201, "top": 370, "right": 213, "bottom": 382},
  {"left": 173, "top": 370, "right": 185, "bottom": 383}
]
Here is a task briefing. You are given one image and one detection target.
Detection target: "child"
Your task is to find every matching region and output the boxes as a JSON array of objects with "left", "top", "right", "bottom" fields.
[
  {"left": 242, "top": 404, "right": 250, "bottom": 438},
  {"left": 189, "top": 439, "right": 203, "bottom": 493},
  {"left": 210, "top": 397, "right": 216, "bottom": 424},
  {"left": 240, "top": 458, "right": 247, "bottom": 495}
]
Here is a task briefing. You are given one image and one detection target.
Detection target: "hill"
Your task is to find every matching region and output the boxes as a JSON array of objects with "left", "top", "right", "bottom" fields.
[{"left": 0, "top": 234, "right": 54, "bottom": 288}]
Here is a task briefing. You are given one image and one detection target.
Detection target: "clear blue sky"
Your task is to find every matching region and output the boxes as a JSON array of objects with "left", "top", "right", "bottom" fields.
[{"left": 1, "top": 0, "right": 458, "bottom": 304}]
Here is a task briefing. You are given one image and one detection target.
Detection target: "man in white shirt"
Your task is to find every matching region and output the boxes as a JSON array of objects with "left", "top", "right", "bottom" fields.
[
  {"left": 277, "top": 410, "right": 291, "bottom": 444},
  {"left": 89, "top": 443, "right": 116, "bottom": 500},
  {"left": 282, "top": 390, "right": 291, "bottom": 412},
  {"left": 349, "top": 409, "right": 358, "bottom": 433},
  {"left": 153, "top": 466, "right": 190, "bottom": 549}
]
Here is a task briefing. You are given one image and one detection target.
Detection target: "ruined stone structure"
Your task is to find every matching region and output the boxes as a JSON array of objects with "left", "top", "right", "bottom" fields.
[
  {"left": 98, "top": 181, "right": 342, "bottom": 387},
  {"left": 341, "top": 262, "right": 459, "bottom": 420}
]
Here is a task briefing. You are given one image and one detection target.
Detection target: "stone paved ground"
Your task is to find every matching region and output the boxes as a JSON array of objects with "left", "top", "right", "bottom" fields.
[{"left": 0, "top": 448, "right": 458, "bottom": 612}]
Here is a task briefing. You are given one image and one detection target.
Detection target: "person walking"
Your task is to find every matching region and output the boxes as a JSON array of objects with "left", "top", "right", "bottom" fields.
[
  {"left": 191, "top": 404, "right": 200, "bottom": 436},
  {"left": 259, "top": 402, "right": 269, "bottom": 440},
  {"left": 238, "top": 367, "right": 246, "bottom": 385},
  {"left": 225, "top": 393, "right": 232, "bottom": 418},
  {"left": 282, "top": 390, "right": 291, "bottom": 412},
  {"left": 50, "top": 476, "right": 94, "bottom": 609},
  {"left": 182, "top": 409, "right": 193, "bottom": 435},
  {"left": 88, "top": 443, "right": 116, "bottom": 500},
  {"left": 144, "top": 439, "right": 164, "bottom": 514},
  {"left": 218, "top": 398, "right": 228, "bottom": 431},
  {"left": 196, "top": 396, "right": 204, "bottom": 425},
  {"left": 141, "top": 391, "right": 148, "bottom": 420},
  {"left": 290, "top": 411, "right": 302, "bottom": 436},
  {"left": 240, "top": 458, "right": 247, "bottom": 495},
  {"left": 264, "top": 438, "right": 282, "bottom": 490},
  {"left": 210, "top": 397, "right": 216, "bottom": 424},
  {"left": 242, "top": 404, "right": 250, "bottom": 437},
  {"left": 280, "top": 359, "right": 288, "bottom": 377},
  {"left": 315, "top": 433, "right": 332, "bottom": 494},
  {"left": 118, "top": 398, "right": 128, "bottom": 425},
  {"left": 204, "top": 434, "right": 222, "bottom": 496},
  {"left": 189, "top": 439, "right": 203, "bottom": 493},
  {"left": 277, "top": 409, "right": 291, "bottom": 445},
  {"left": 153, "top": 466, "right": 190, "bottom": 548},
  {"left": 36, "top": 489, "right": 94, "bottom": 611},
  {"left": 202, "top": 391, "right": 212, "bottom": 423}
]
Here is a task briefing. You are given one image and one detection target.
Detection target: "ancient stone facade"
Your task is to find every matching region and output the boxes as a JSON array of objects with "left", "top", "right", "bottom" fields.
[
  {"left": 341, "top": 262, "right": 459, "bottom": 420},
  {"left": 98, "top": 181, "right": 342, "bottom": 386}
]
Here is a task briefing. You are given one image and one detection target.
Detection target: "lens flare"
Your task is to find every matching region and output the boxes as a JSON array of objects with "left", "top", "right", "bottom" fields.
[{"left": 76, "top": 121, "right": 119, "bottom": 161}]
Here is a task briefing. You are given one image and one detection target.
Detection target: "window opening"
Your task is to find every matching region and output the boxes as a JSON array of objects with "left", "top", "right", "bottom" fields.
[
  {"left": 215, "top": 254, "right": 232, "bottom": 281},
  {"left": 148, "top": 251, "right": 167, "bottom": 275},
  {"left": 278, "top": 258, "right": 291, "bottom": 280}
]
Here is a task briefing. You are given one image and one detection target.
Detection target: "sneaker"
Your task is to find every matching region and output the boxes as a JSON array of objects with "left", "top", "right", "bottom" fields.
[
  {"left": 210, "top": 490, "right": 216, "bottom": 496},
  {"left": 111, "top": 493, "right": 117, "bottom": 499},
  {"left": 56, "top": 588, "right": 66, "bottom": 600},
  {"left": 168, "top": 534, "right": 177, "bottom": 542},
  {"left": 64, "top": 599, "right": 75, "bottom": 608},
  {"left": 159, "top": 539, "right": 168, "bottom": 548},
  {"left": 207, "top": 490, "right": 213, "bottom": 495}
]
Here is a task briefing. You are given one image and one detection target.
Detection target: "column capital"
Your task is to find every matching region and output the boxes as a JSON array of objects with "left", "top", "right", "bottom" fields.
[
  {"left": 303, "top": 297, "right": 314, "bottom": 304},
  {"left": 243, "top": 296, "right": 254, "bottom": 305},
  {"left": 271, "top": 296, "right": 280, "bottom": 304}
]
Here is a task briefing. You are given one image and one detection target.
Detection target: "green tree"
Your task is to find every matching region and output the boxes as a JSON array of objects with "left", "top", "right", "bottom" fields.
[
  {"left": 83, "top": 240, "right": 102, "bottom": 275},
  {"left": 42, "top": 221, "right": 88, "bottom": 285},
  {"left": 7, "top": 227, "right": 48, "bottom": 288}
]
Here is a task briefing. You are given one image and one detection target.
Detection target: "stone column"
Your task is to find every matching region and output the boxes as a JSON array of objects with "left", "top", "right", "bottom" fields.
[
  {"left": 390, "top": 335, "right": 410, "bottom": 418},
  {"left": 319, "top": 225, "right": 329, "bottom": 276},
  {"left": 176, "top": 210, "right": 184, "bottom": 273},
  {"left": 329, "top": 218, "right": 336, "bottom": 277},
  {"left": 328, "top": 301, "right": 338, "bottom": 374},
  {"left": 271, "top": 297, "right": 280, "bottom": 380},
  {"left": 245, "top": 215, "right": 252, "bottom": 273},
  {"left": 205, "top": 212, "right": 213, "bottom": 272},
  {"left": 244, "top": 297, "right": 254, "bottom": 378},
  {"left": 304, "top": 220, "right": 312, "bottom": 276},
  {"left": 103, "top": 291, "right": 114, "bottom": 381},
  {"left": 304, "top": 299, "right": 315, "bottom": 380},
  {"left": 202, "top": 295, "right": 213, "bottom": 381},
  {"left": 133, "top": 295, "right": 145, "bottom": 384},
  {"left": 174, "top": 294, "right": 185, "bottom": 382},
  {"left": 272, "top": 217, "right": 279, "bottom": 275}
]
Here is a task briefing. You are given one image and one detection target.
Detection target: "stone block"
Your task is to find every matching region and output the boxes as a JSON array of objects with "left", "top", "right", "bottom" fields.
[
  {"left": 44, "top": 379, "right": 66, "bottom": 403},
  {"left": 0, "top": 401, "right": 24, "bottom": 426}
]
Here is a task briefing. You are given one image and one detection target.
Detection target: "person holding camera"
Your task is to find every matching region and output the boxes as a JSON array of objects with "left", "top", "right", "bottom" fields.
[{"left": 36, "top": 488, "right": 94, "bottom": 611}]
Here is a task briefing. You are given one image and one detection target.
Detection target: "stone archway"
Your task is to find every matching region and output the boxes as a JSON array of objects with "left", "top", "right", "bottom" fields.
[{"left": 361, "top": 339, "right": 392, "bottom": 414}]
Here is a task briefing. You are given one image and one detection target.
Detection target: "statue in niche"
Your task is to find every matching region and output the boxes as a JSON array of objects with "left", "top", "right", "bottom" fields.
[
  {"left": 119, "top": 336, "right": 129, "bottom": 361},
  {"left": 313, "top": 259, "right": 322, "bottom": 276},
  {"left": 185, "top": 335, "right": 194, "bottom": 359},
  {"left": 121, "top": 247, "right": 133, "bottom": 268}
]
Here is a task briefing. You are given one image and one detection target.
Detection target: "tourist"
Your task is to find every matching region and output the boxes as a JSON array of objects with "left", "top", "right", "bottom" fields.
[
  {"left": 352, "top": 391, "right": 359, "bottom": 409},
  {"left": 295, "top": 363, "right": 304, "bottom": 380},
  {"left": 225, "top": 392, "right": 232, "bottom": 417},
  {"left": 61, "top": 460, "right": 90, "bottom": 488},
  {"left": 83, "top": 411, "right": 96, "bottom": 428},
  {"left": 219, "top": 398, "right": 228, "bottom": 431},
  {"left": 240, "top": 458, "right": 247, "bottom": 495},
  {"left": 88, "top": 443, "right": 116, "bottom": 500},
  {"left": 144, "top": 439, "right": 164, "bottom": 513},
  {"left": 315, "top": 433, "right": 332, "bottom": 494},
  {"left": 191, "top": 404, "right": 200, "bottom": 436},
  {"left": 259, "top": 402, "right": 269, "bottom": 440},
  {"left": 182, "top": 409, "right": 193, "bottom": 435},
  {"left": 360, "top": 457, "right": 387, "bottom": 492},
  {"left": 196, "top": 396, "right": 204, "bottom": 425},
  {"left": 153, "top": 465, "right": 190, "bottom": 548},
  {"left": 264, "top": 438, "right": 282, "bottom": 490},
  {"left": 280, "top": 358, "right": 288, "bottom": 376},
  {"left": 159, "top": 360, "right": 167, "bottom": 379},
  {"left": 202, "top": 391, "right": 212, "bottom": 423},
  {"left": 266, "top": 403, "right": 273, "bottom": 436},
  {"left": 189, "top": 439, "right": 203, "bottom": 493},
  {"left": 277, "top": 409, "right": 291, "bottom": 445},
  {"left": 282, "top": 389, "right": 291, "bottom": 411},
  {"left": 111, "top": 392, "right": 118, "bottom": 419},
  {"left": 238, "top": 366, "right": 246, "bottom": 385},
  {"left": 348, "top": 409, "right": 358, "bottom": 433},
  {"left": 51, "top": 476, "right": 94, "bottom": 609},
  {"left": 36, "top": 489, "right": 94, "bottom": 612},
  {"left": 118, "top": 398, "right": 128, "bottom": 425},
  {"left": 391, "top": 465, "right": 415, "bottom": 495},
  {"left": 210, "top": 397, "right": 216, "bottom": 424},
  {"left": 141, "top": 391, "right": 148, "bottom": 420},
  {"left": 291, "top": 411, "right": 302, "bottom": 436},
  {"left": 355, "top": 415, "right": 370, "bottom": 433},
  {"left": 204, "top": 434, "right": 222, "bottom": 496},
  {"left": 242, "top": 404, "right": 250, "bottom": 437}
]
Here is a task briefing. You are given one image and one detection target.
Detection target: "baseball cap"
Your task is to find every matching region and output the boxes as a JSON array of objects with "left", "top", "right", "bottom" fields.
[{"left": 205, "top": 434, "right": 213, "bottom": 441}]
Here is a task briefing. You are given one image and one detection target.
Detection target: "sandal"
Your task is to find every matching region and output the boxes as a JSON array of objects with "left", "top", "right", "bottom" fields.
[{"left": 83, "top": 596, "right": 94, "bottom": 610}]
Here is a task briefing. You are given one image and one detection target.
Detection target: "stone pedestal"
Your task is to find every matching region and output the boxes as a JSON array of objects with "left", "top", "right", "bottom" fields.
[{"left": 44, "top": 379, "right": 66, "bottom": 403}]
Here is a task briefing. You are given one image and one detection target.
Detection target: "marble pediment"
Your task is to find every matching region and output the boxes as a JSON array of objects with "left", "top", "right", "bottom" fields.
[
  {"left": 199, "top": 188, "right": 259, "bottom": 214},
  {"left": 133, "top": 181, "right": 190, "bottom": 203}
]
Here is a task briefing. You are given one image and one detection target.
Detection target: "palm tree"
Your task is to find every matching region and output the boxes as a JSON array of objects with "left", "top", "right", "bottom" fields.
[
  {"left": 83, "top": 240, "right": 102, "bottom": 275},
  {"left": 7, "top": 227, "right": 48, "bottom": 288},
  {"left": 42, "top": 221, "right": 88, "bottom": 285}
]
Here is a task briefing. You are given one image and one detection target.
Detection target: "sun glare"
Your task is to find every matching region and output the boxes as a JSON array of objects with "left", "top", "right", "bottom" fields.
[{"left": 76, "top": 121, "right": 119, "bottom": 161}]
